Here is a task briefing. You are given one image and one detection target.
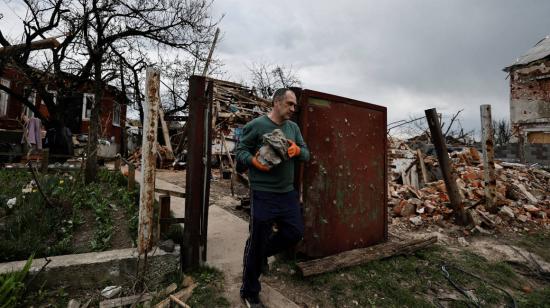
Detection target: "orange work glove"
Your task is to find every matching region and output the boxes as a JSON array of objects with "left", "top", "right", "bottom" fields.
[
  {"left": 251, "top": 152, "right": 270, "bottom": 172},
  {"left": 287, "top": 140, "right": 301, "bottom": 158}
]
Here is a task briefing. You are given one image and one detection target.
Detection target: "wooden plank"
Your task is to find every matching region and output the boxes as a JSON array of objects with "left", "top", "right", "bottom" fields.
[
  {"left": 201, "top": 28, "right": 220, "bottom": 77},
  {"left": 99, "top": 293, "right": 153, "bottom": 308},
  {"left": 154, "top": 283, "right": 196, "bottom": 308},
  {"left": 416, "top": 149, "right": 429, "bottom": 184},
  {"left": 158, "top": 106, "right": 175, "bottom": 160},
  {"left": 155, "top": 187, "right": 185, "bottom": 198},
  {"left": 297, "top": 236, "right": 437, "bottom": 277},
  {"left": 170, "top": 295, "right": 191, "bottom": 307}
]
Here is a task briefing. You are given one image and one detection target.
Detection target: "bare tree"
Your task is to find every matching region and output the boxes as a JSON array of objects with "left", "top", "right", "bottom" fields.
[
  {"left": 493, "top": 118, "right": 511, "bottom": 146},
  {"left": 248, "top": 63, "right": 301, "bottom": 99},
  {"left": 388, "top": 109, "right": 474, "bottom": 145},
  {"left": 1, "top": 0, "right": 218, "bottom": 182}
]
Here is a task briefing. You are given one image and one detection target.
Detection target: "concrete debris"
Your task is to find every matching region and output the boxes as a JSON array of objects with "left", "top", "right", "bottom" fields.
[
  {"left": 389, "top": 139, "right": 550, "bottom": 231},
  {"left": 518, "top": 214, "right": 529, "bottom": 223},
  {"left": 67, "top": 299, "right": 81, "bottom": 308},
  {"left": 409, "top": 216, "right": 423, "bottom": 226},
  {"left": 101, "top": 285, "right": 122, "bottom": 299},
  {"left": 458, "top": 237, "right": 469, "bottom": 247},
  {"left": 159, "top": 239, "right": 175, "bottom": 253},
  {"left": 499, "top": 206, "right": 515, "bottom": 219}
]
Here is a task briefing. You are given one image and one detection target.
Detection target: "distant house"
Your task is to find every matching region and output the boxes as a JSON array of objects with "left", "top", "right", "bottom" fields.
[
  {"left": 0, "top": 65, "right": 127, "bottom": 154},
  {"left": 503, "top": 35, "right": 550, "bottom": 145}
]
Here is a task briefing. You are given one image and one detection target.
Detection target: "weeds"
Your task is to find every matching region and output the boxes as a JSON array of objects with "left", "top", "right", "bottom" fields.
[
  {"left": 269, "top": 245, "right": 550, "bottom": 307},
  {"left": 187, "top": 266, "right": 230, "bottom": 308},
  {"left": 0, "top": 255, "right": 33, "bottom": 308},
  {"left": 0, "top": 168, "right": 139, "bottom": 261}
]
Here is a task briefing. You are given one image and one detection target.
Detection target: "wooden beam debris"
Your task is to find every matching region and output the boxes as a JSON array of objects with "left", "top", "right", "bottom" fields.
[
  {"left": 424, "top": 108, "right": 466, "bottom": 224},
  {"left": 416, "top": 149, "right": 429, "bottom": 185},
  {"left": 297, "top": 236, "right": 437, "bottom": 277},
  {"left": 154, "top": 282, "right": 196, "bottom": 308},
  {"left": 99, "top": 293, "right": 153, "bottom": 308}
]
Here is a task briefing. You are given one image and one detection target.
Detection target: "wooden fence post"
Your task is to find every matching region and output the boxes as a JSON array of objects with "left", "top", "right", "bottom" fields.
[
  {"left": 41, "top": 149, "right": 49, "bottom": 172},
  {"left": 138, "top": 68, "right": 160, "bottom": 254},
  {"left": 159, "top": 195, "right": 171, "bottom": 237},
  {"left": 114, "top": 156, "right": 121, "bottom": 171},
  {"left": 480, "top": 105, "right": 497, "bottom": 212},
  {"left": 128, "top": 164, "right": 135, "bottom": 191}
]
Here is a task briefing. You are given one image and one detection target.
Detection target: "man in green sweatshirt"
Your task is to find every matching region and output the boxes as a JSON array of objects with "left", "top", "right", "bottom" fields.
[{"left": 236, "top": 88, "right": 310, "bottom": 307}]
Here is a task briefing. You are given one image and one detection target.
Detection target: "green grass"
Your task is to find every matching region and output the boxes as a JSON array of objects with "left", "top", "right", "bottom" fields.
[
  {"left": 187, "top": 266, "right": 230, "bottom": 307},
  {"left": 514, "top": 231, "right": 550, "bottom": 263},
  {"left": 269, "top": 244, "right": 550, "bottom": 307},
  {"left": 152, "top": 266, "right": 230, "bottom": 308},
  {"left": 0, "top": 168, "right": 139, "bottom": 262}
]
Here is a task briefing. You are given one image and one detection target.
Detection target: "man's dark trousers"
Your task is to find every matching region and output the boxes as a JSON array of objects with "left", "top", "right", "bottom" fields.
[{"left": 240, "top": 190, "right": 304, "bottom": 297}]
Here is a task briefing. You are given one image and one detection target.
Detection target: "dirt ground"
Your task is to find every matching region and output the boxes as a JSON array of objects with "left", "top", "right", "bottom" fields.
[{"left": 71, "top": 206, "right": 134, "bottom": 253}]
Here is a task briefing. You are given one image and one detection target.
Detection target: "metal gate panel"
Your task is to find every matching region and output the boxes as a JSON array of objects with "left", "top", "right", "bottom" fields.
[{"left": 298, "top": 90, "right": 387, "bottom": 258}]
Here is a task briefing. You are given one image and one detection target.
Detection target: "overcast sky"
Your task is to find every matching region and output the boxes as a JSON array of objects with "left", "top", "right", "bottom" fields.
[
  {"left": 2, "top": 0, "right": 550, "bottom": 135},
  {"left": 211, "top": 0, "right": 550, "bottom": 135}
]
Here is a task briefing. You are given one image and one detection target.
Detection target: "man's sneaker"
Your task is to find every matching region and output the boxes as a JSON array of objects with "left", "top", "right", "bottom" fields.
[{"left": 241, "top": 294, "right": 265, "bottom": 308}]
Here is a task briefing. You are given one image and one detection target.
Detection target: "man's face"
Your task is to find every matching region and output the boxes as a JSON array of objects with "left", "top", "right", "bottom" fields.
[{"left": 274, "top": 91, "right": 297, "bottom": 120}]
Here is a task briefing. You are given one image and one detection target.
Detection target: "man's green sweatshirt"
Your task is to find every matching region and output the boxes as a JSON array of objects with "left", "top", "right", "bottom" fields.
[{"left": 235, "top": 115, "right": 310, "bottom": 193}]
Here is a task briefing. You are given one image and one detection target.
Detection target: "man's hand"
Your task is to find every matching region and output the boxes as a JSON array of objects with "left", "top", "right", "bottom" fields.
[
  {"left": 287, "top": 140, "right": 301, "bottom": 158},
  {"left": 251, "top": 152, "right": 270, "bottom": 172}
]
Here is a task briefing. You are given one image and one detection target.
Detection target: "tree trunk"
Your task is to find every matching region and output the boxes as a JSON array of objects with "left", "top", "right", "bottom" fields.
[{"left": 85, "top": 58, "right": 102, "bottom": 183}]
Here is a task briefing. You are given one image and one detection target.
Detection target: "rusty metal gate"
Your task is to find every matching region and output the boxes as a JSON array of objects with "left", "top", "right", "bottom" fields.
[
  {"left": 297, "top": 89, "right": 387, "bottom": 258},
  {"left": 183, "top": 76, "right": 214, "bottom": 268}
]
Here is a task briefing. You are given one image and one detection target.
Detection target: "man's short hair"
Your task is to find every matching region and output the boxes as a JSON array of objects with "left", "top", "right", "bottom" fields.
[{"left": 272, "top": 88, "right": 293, "bottom": 105}]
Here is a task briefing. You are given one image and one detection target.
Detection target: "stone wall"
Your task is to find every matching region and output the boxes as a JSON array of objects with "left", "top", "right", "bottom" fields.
[{"left": 495, "top": 143, "right": 550, "bottom": 167}]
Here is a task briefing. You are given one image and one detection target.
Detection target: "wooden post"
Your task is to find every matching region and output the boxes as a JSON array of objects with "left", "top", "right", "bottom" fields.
[
  {"left": 114, "top": 156, "right": 121, "bottom": 171},
  {"left": 138, "top": 68, "right": 160, "bottom": 254},
  {"left": 201, "top": 28, "right": 220, "bottom": 77},
  {"left": 128, "top": 164, "right": 135, "bottom": 191},
  {"left": 424, "top": 108, "right": 466, "bottom": 224},
  {"left": 416, "top": 149, "right": 429, "bottom": 185},
  {"left": 158, "top": 106, "right": 174, "bottom": 160},
  {"left": 480, "top": 105, "right": 497, "bottom": 212},
  {"left": 41, "top": 149, "right": 49, "bottom": 172},
  {"left": 159, "top": 194, "right": 171, "bottom": 236},
  {"left": 221, "top": 133, "right": 235, "bottom": 196}
]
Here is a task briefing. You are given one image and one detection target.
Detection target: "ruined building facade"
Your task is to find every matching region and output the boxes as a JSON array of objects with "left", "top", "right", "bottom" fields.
[
  {"left": 502, "top": 36, "right": 550, "bottom": 165},
  {"left": 504, "top": 36, "right": 550, "bottom": 145}
]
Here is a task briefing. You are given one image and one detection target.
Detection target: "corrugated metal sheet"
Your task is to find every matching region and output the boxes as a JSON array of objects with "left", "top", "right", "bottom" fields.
[
  {"left": 504, "top": 35, "right": 550, "bottom": 71},
  {"left": 297, "top": 90, "right": 387, "bottom": 258}
]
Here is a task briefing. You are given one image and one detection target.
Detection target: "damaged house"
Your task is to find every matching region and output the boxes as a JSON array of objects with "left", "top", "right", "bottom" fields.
[
  {"left": 503, "top": 35, "right": 550, "bottom": 163},
  {"left": 0, "top": 65, "right": 127, "bottom": 157}
]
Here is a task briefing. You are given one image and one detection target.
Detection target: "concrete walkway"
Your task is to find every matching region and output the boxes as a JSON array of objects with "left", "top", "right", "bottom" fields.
[{"left": 137, "top": 171, "right": 299, "bottom": 308}]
